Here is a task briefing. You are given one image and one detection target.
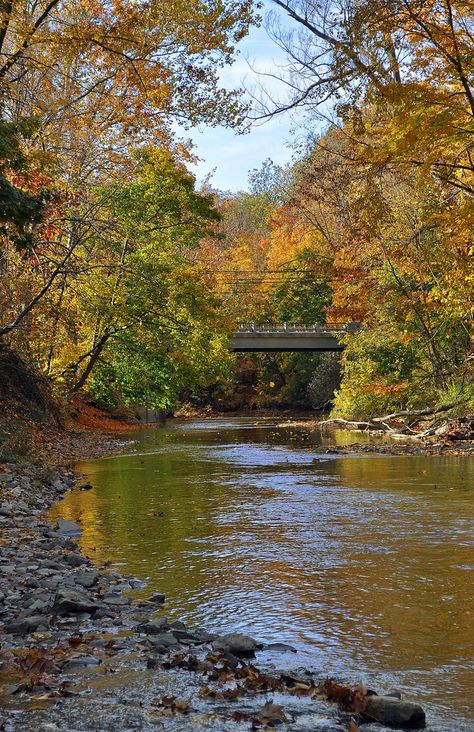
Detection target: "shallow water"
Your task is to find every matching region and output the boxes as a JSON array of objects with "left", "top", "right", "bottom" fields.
[{"left": 50, "top": 418, "right": 474, "bottom": 729}]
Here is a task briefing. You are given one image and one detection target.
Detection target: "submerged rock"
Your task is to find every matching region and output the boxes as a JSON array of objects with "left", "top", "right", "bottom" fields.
[
  {"left": 264, "top": 642, "right": 298, "bottom": 653},
  {"left": 365, "top": 695, "right": 426, "bottom": 728}
]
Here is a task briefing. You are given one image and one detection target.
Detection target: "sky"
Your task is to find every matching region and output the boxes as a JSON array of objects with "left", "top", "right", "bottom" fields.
[{"left": 181, "top": 3, "right": 302, "bottom": 193}]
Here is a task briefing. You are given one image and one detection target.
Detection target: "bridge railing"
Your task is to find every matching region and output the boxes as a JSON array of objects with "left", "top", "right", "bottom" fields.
[{"left": 235, "top": 322, "right": 360, "bottom": 335}]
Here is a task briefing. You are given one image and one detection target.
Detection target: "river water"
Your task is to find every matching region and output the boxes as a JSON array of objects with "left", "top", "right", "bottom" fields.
[{"left": 51, "top": 418, "right": 474, "bottom": 729}]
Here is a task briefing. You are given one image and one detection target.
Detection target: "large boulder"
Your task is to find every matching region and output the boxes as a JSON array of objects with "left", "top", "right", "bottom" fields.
[{"left": 365, "top": 695, "right": 426, "bottom": 728}]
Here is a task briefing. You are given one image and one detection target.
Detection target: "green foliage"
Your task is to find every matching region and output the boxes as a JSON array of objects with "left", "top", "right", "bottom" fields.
[
  {"left": 0, "top": 116, "right": 47, "bottom": 250},
  {"left": 332, "top": 328, "right": 472, "bottom": 420},
  {"left": 81, "top": 148, "right": 229, "bottom": 408},
  {"left": 269, "top": 250, "right": 331, "bottom": 324}
]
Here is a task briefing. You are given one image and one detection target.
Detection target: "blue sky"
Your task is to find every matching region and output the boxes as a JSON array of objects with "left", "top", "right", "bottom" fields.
[{"left": 181, "top": 3, "right": 302, "bottom": 193}]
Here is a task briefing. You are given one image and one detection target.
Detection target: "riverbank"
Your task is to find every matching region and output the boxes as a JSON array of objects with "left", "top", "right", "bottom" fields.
[{"left": 0, "top": 414, "right": 462, "bottom": 731}]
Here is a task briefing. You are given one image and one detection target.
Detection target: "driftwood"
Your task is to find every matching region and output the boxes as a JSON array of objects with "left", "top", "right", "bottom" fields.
[
  {"left": 318, "top": 399, "right": 469, "bottom": 439},
  {"left": 371, "top": 400, "right": 467, "bottom": 423},
  {"left": 317, "top": 418, "right": 373, "bottom": 430}
]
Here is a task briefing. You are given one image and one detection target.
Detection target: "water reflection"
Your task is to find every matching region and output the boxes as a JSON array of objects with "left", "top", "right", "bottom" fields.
[{"left": 50, "top": 418, "right": 474, "bottom": 729}]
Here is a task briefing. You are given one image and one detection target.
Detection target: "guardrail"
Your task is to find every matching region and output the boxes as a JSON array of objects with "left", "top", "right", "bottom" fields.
[{"left": 235, "top": 322, "right": 360, "bottom": 335}]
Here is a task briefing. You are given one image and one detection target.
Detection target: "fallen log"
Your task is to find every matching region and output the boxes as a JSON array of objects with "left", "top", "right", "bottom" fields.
[
  {"left": 317, "top": 418, "right": 374, "bottom": 430},
  {"left": 318, "top": 399, "right": 470, "bottom": 439},
  {"left": 371, "top": 399, "right": 468, "bottom": 424}
]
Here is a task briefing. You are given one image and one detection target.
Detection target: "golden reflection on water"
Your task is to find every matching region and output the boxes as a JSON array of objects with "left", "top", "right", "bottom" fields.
[{"left": 49, "top": 419, "right": 474, "bottom": 728}]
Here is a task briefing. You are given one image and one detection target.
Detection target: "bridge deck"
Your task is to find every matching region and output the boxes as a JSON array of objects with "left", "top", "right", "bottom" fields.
[{"left": 231, "top": 324, "right": 356, "bottom": 353}]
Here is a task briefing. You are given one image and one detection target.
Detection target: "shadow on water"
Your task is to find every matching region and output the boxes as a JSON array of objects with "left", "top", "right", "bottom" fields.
[{"left": 50, "top": 418, "right": 474, "bottom": 730}]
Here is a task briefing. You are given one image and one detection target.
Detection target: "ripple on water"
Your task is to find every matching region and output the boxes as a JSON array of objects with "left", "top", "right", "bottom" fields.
[{"left": 50, "top": 418, "right": 474, "bottom": 731}]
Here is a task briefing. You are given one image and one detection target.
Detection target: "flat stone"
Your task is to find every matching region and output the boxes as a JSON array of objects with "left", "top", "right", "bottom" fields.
[
  {"left": 139, "top": 617, "right": 169, "bottom": 634},
  {"left": 26, "top": 599, "right": 50, "bottom": 613},
  {"left": 64, "top": 552, "right": 87, "bottom": 567},
  {"left": 63, "top": 655, "right": 101, "bottom": 670},
  {"left": 171, "top": 628, "right": 203, "bottom": 644},
  {"left": 56, "top": 518, "right": 83, "bottom": 537},
  {"left": 365, "top": 695, "right": 426, "bottom": 728},
  {"left": 264, "top": 642, "right": 298, "bottom": 653},
  {"left": 147, "top": 632, "right": 179, "bottom": 649},
  {"left": 192, "top": 628, "right": 217, "bottom": 642},
  {"left": 53, "top": 588, "right": 99, "bottom": 615},
  {"left": 169, "top": 620, "right": 187, "bottom": 630},
  {"left": 75, "top": 570, "right": 99, "bottom": 588},
  {"left": 5, "top": 615, "right": 50, "bottom": 634},
  {"left": 212, "top": 633, "right": 262, "bottom": 656},
  {"left": 103, "top": 592, "right": 130, "bottom": 606}
]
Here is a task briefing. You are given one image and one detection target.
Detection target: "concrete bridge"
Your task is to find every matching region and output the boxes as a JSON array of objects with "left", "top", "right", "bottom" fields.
[{"left": 231, "top": 323, "right": 360, "bottom": 353}]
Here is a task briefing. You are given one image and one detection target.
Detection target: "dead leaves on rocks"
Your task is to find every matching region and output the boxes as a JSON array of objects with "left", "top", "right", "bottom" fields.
[
  {"left": 0, "top": 634, "right": 114, "bottom": 700},
  {"left": 231, "top": 701, "right": 289, "bottom": 729},
  {"left": 159, "top": 650, "right": 376, "bottom": 728},
  {"left": 150, "top": 695, "right": 191, "bottom": 716}
]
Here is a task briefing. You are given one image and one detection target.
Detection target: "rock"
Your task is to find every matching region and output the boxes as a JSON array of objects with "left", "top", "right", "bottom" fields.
[
  {"left": 63, "top": 655, "right": 101, "bottom": 670},
  {"left": 365, "top": 695, "right": 426, "bottom": 728},
  {"left": 75, "top": 570, "right": 99, "bottom": 588},
  {"left": 212, "top": 633, "right": 262, "bottom": 656},
  {"left": 5, "top": 615, "right": 50, "bottom": 634},
  {"left": 25, "top": 599, "right": 50, "bottom": 613},
  {"left": 51, "top": 477, "right": 67, "bottom": 492},
  {"left": 169, "top": 620, "right": 187, "bottom": 630},
  {"left": 146, "top": 632, "right": 180, "bottom": 651},
  {"left": 148, "top": 592, "right": 165, "bottom": 604},
  {"left": 64, "top": 552, "right": 87, "bottom": 567},
  {"left": 264, "top": 642, "right": 297, "bottom": 653},
  {"left": 56, "top": 517, "right": 83, "bottom": 537},
  {"left": 138, "top": 617, "right": 169, "bottom": 634},
  {"left": 53, "top": 588, "right": 99, "bottom": 615},
  {"left": 171, "top": 628, "right": 203, "bottom": 644},
  {"left": 190, "top": 627, "right": 217, "bottom": 642},
  {"left": 103, "top": 592, "right": 130, "bottom": 606}
]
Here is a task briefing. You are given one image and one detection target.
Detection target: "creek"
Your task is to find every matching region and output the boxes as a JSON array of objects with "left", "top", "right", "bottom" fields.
[{"left": 50, "top": 418, "right": 474, "bottom": 730}]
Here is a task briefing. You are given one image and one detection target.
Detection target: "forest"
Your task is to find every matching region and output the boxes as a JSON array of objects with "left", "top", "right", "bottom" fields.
[
  {"left": 0, "top": 0, "right": 473, "bottom": 423},
  {"left": 0, "top": 4, "right": 473, "bottom": 730}
]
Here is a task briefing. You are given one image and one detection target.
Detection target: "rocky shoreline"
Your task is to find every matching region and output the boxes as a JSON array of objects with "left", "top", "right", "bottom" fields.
[{"left": 0, "top": 451, "right": 439, "bottom": 731}]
